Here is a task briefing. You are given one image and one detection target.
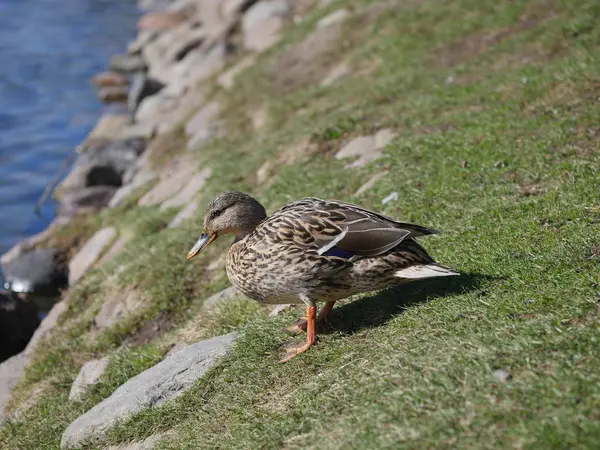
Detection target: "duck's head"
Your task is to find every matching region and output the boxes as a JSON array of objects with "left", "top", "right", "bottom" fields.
[{"left": 187, "top": 191, "right": 267, "bottom": 260}]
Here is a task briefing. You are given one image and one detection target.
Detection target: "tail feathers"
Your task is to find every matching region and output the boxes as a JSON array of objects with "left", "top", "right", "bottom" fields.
[{"left": 394, "top": 264, "right": 459, "bottom": 279}]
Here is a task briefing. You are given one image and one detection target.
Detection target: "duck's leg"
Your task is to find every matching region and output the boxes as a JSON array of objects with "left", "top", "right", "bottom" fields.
[
  {"left": 286, "top": 301, "right": 336, "bottom": 335},
  {"left": 280, "top": 303, "right": 317, "bottom": 363}
]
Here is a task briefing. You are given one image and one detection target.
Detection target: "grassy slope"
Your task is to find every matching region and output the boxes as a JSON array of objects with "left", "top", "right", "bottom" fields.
[{"left": 2, "top": 0, "right": 599, "bottom": 448}]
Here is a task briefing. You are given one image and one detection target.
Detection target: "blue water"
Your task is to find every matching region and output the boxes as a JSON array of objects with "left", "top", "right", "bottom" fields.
[{"left": 0, "top": 0, "right": 140, "bottom": 272}]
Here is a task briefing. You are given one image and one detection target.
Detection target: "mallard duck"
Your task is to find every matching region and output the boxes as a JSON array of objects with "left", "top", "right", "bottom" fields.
[{"left": 187, "top": 191, "right": 458, "bottom": 362}]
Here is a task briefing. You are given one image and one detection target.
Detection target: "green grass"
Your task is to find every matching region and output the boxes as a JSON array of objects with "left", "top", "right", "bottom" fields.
[{"left": 2, "top": 0, "right": 599, "bottom": 448}]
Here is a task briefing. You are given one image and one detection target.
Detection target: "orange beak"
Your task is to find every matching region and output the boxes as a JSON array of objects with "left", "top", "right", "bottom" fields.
[{"left": 187, "top": 233, "right": 217, "bottom": 260}]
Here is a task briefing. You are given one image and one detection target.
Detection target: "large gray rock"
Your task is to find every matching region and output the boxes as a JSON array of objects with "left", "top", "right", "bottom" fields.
[
  {"left": 335, "top": 129, "right": 396, "bottom": 168},
  {"left": 69, "top": 357, "right": 110, "bottom": 401},
  {"left": 69, "top": 227, "right": 117, "bottom": 285},
  {"left": 61, "top": 333, "right": 238, "bottom": 449},
  {"left": 58, "top": 186, "right": 118, "bottom": 218},
  {"left": 109, "top": 54, "right": 147, "bottom": 74},
  {"left": 128, "top": 73, "right": 165, "bottom": 118},
  {"left": 242, "top": 0, "right": 292, "bottom": 51},
  {"left": 59, "top": 138, "right": 147, "bottom": 193},
  {"left": 1, "top": 248, "right": 67, "bottom": 299},
  {"left": 138, "top": 155, "right": 198, "bottom": 206},
  {"left": 202, "top": 286, "right": 239, "bottom": 309},
  {"left": 160, "top": 168, "right": 211, "bottom": 210}
]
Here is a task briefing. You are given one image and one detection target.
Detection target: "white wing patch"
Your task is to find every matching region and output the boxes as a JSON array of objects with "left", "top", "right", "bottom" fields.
[
  {"left": 394, "top": 264, "right": 459, "bottom": 279},
  {"left": 317, "top": 227, "right": 348, "bottom": 255}
]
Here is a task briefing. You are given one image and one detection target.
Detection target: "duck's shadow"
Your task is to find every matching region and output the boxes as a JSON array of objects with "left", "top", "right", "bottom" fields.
[{"left": 320, "top": 273, "right": 493, "bottom": 335}]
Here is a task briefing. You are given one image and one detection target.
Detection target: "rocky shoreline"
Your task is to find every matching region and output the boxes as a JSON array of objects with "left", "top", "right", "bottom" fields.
[{"left": 0, "top": 0, "right": 351, "bottom": 423}]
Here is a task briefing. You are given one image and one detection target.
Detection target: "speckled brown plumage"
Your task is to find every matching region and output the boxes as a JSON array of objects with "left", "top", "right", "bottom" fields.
[{"left": 187, "top": 191, "right": 458, "bottom": 361}]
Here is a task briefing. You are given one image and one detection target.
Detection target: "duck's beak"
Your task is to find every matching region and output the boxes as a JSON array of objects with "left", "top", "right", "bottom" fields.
[{"left": 187, "top": 233, "right": 217, "bottom": 260}]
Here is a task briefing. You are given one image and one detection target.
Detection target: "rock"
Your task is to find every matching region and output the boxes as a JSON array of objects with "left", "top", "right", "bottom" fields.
[
  {"left": 157, "top": 88, "right": 206, "bottom": 134},
  {"left": 316, "top": 8, "right": 349, "bottom": 28},
  {"left": 0, "top": 353, "right": 28, "bottom": 419},
  {"left": 143, "top": 20, "right": 207, "bottom": 83},
  {"left": 69, "top": 227, "right": 117, "bottom": 285},
  {"left": 110, "top": 54, "right": 147, "bottom": 74},
  {"left": 99, "top": 236, "right": 131, "bottom": 265},
  {"left": 381, "top": 192, "right": 398, "bottom": 204},
  {"left": 269, "top": 304, "right": 292, "bottom": 317},
  {"left": 92, "top": 72, "right": 129, "bottom": 88},
  {"left": 172, "top": 43, "right": 227, "bottom": 89},
  {"left": 98, "top": 87, "right": 129, "bottom": 103},
  {"left": 0, "top": 300, "right": 67, "bottom": 419},
  {"left": 168, "top": 199, "right": 200, "bottom": 228},
  {"left": 203, "top": 286, "right": 239, "bottom": 309},
  {"left": 137, "top": 0, "right": 172, "bottom": 10},
  {"left": 335, "top": 136, "right": 375, "bottom": 160},
  {"left": 185, "top": 101, "right": 221, "bottom": 150},
  {"left": 59, "top": 138, "right": 147, "bottom": 193},
  {"left": 85, "top": 114, "right": 131, "bottom": 144},
  {"left": 138, "top": 10, "right": 189, "bottom": 31},
  {"left": 353, "top": 171, "right": 388, "bottom": 197},
  {"left": 0, "top": 292, "right": 40, "bottom": 362},
  {"left": 95, "top": 289, "right": 142, "bottom": 329},
  {"left": 69, "top": 357, "right": 110, "bottom": 401},
  {"left": 1, "top": 248, "right": 67, "bottom": 298},
  {"left": 374, "top": 128, "right": 396, "bottom": 149},
  {"left": 256, "top": 160, "right": 272, "bottom": 185},
  {"left": 320, "top": 61, "right": 351, "bottom": 86},
  {"left": 57, "top": 186, "right": 116, "bottom": 217},
  {"left": 242, "top": 0, "right": 293, "bottom": 52},
  {"left": 492, "top": 369, "right": 512, "bottom": 383},
  {"left": 165, "top": 343, "right": 186, "bottom": 359},
  {"left": 160, "top": 168, "right": 211, "bottom": 210},
  {"left": 60, "top": 333, "right": 238, "bottom": 448},
  {"left": 108, "top": 170, "right": 156, "bottom": 208},
  {"left": 127, "top": 30, "right": 158, "bottom": 55},
  {"left": 217, "top": 55, "right": 256, "bottom": 89},
  {"left": 251, "top": 106, "right": 268, "bottom": 130},
  {"left": 221, "top": 0, "right": 247, "bottom": 20},
  {"left": 1, "top": 219, "right": 68, "bottom": 267},
  {"left": 128, "top": 73, "right": 165, "bottom": 117},
  {"left": 335, "top": 129, "right": 397, "bottom": 169},
  {"left": 138, "top": 155, "right": 198, "bottom": 206}
]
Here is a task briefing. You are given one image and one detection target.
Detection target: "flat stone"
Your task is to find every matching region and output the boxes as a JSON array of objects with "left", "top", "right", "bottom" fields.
[
  {"left": 127, "top": 30, "right": 158, "bottom": 55},
  {"left": 161, "top": 168, "right": 210, "bottom": 210},
  {"left": 335, "top": 136, "right": 376, "bottom": 160},
  {"left": 320, "top": 61, "right": 351, "bottom": 86},
  {"left": 335, "top": 129, "right": 396, "bottom": 168},
  {"left": 99, "top": 236, "right": 131, "bottom": 265},
  {"left": 374, "top": 128, "right": 397, "bottom": 149},
  {"left": 138, "top": 155, "right": 198, "bottom": 206},
  {"left": 269, "top": 304, "right": 292, "bottom": 317},
  {"left": 203, "top": 286, "right": 239, "bottom": 309},
  {"left": 98, "top": 86, "right": 129, "bottom": 104},
  {"left": 185, "top": 101, "right": 222, "bottom": 150},
  {"left": 493, "top": 369, "right": 512, "bottom": 383},
  {"left": 109, "top": 54, "right": 147, "bottom": 74},
  {"left": 167, "top": 43, "right": 226, "bottom": 92},
  {"left": 85, "top": 115, "right": 130, "bottom": 144},
  {"left": 251, "top": 106, "right": 268, "bottom": 130},
  {"left": 168, "top": 199, "right": 200, "bottom": 228},
  {"left": 138, "top": 10, "right": 189, "bottom": 31},
  {"left": 256, "top": 160, "right": 273, "bottom": 185},
  {"left": 353, "top": 170, "right": 388, "bottom": 197},
  {"left": 217, "top": 55, "right": 256, "bottom": 90},
  {"left": 60, "top": 333, "right": 238, "bottom": 449},
  {"left": 92, "top": 72, "right": 129, "bottom": 88},
  {"left": 58, "top": 186, "right": 118, "bottom": 218},
  {"left": 95, "top": 289, "right": 143, "bottom": 329},
  {"left": 108, "top": 170, "right": 156, "bottom": 208},
  {"left": 316, "top": 8, "right": 349, "bottom": 28},
  {"left": 242, "top": 0, "right": 292, "bottom": 52},
  {"left": 69, "top": 357, "right": 110, "bottom": 401},
  {"left": 69, "top": 227, "right": 117, "bottom": 285}
]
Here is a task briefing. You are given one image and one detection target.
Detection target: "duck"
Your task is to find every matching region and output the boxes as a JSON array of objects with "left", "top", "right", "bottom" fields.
[{"left": 187, "top": 191, "right": 458, "bottom": 362}]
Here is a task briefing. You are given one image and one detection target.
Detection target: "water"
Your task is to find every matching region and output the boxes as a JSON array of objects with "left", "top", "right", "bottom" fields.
[{"left": 0, "top": 0, "right": 140, "bottom": 280}]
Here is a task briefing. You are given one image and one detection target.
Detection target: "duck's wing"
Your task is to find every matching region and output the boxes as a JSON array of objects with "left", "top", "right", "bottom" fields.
[{"left": 270, "top": 197, "right": 438, "bottom": 258}]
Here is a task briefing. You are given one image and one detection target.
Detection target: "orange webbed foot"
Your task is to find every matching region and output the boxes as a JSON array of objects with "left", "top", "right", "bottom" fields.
[{"left": 279, "top": 305, "right": 316, "bottom": 363}]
